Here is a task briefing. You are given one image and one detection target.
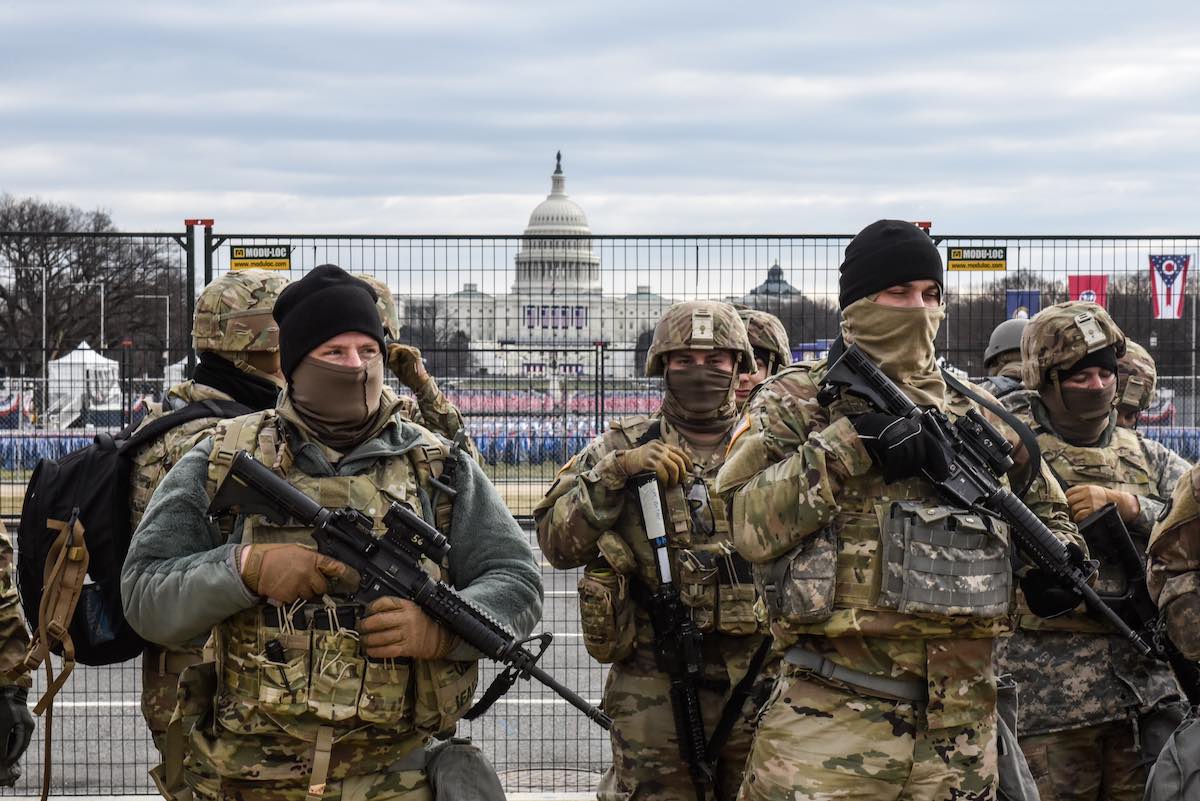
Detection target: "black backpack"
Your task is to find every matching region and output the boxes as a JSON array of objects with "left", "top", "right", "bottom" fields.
[{"left": 16, "top": 399, "right": 249, "bottom": 670}]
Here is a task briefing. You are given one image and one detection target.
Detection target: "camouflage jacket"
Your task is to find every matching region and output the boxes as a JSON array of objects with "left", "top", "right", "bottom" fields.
[
  {"left": 996, "top": 389, "right": 1184, "bottom": 734},
  {"left": 129, "top": 381, "right": 245, "bottom": 530},
  {"left": 396, "top": 376, "right": 480, "bottom": 462},
  {"left": 716, "top": 362, "right": 1080, "bottom": 730},
  {"left": 0, "top": 524, "right": 30, "bottom": 688},
  {"left": 535, "top": 412, "right": 765, "bottom": 642},
  {"left": 1149, "top": 465, "right": 1200, "bottom": 657},
  {"left": 1002, "top": 390, "right": 1189, "bottom": 535}
]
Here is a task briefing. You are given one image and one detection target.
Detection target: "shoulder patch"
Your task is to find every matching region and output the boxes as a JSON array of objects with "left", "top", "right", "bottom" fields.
[{"left": 727, "top": 413, "right": 753, "bottom": 457}]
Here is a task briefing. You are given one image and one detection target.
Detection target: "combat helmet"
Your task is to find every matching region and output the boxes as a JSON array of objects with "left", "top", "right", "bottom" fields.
[
  {"left": 1117, "top": 339, "right": 1157, "bottom": 412},
  {"left": 1020, "top": 301, "right": 1126, "bottom": 391},
  {"left": 737, "top": 308, "right": 791, "bottom": 374},
  {"left": 352, "top": 273, "right": 401, "bottom": 340},
  {"left": 984, "top": 318, "right": 1027, "bottom": 368},
  {"left": 645, "top": 301, "right": 755, "bottom": 377},
  {"left": 192, "top": 268, "right": 288, "bottom": 354}
]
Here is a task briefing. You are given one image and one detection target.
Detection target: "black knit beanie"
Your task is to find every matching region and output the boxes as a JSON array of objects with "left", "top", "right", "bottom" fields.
[
  {"left": 273, "top": 264, "right": 386, "bottom": 379},
  {"left": 1058, "top": 345, "right": 1119, "bottom": 383},
  {"left": 838, "top": 220, "right": 944, "bottom": 309}
]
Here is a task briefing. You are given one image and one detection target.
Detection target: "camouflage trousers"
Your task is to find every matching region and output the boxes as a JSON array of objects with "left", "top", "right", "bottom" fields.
[
  {"left": 142, "top": 644, "right": 204, "bottom": 754},
  {"left": 737, "top": 667, "right": 998, "bottom": 801},
  {"left": 597, "top": 636, "right": 774, "bottom": 801},
  {"left": 1019, "top": 719, "right": 1145, "bottom": 801}
]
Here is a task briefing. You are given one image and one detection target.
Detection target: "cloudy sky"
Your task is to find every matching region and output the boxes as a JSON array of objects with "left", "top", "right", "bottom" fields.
[{"left": 3, "top": 2, "right": 1199, "bottom": 235}]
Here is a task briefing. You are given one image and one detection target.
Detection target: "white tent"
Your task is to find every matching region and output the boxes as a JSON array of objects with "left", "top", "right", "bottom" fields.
[{"left": 45, "top": 342, "right": 122, "bottom": 428}]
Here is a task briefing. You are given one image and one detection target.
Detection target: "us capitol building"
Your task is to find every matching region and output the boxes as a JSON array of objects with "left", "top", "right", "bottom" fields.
[{"left": 419, "top": 154, "right": 796, "bottom": 378}]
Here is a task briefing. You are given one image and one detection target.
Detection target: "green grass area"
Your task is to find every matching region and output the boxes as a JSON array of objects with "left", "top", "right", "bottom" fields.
[{"left": 484, "top": 462, "right": 562, "bottom": 482}]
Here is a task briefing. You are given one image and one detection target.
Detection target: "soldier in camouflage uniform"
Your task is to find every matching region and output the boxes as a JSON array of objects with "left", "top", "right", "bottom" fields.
[
  {"left": 717, "top": 220, "right": 1082, "bottom": 801},
  {"left": 128, "top": 268, "right": 288, "bottom": 793},
  {"left": 995, "top": 302, "right": 1188, "bottom": 801},
  {"left": 1115, "top": 339, "right": 1157, "bottom": 429},
  {"left": 0, "top": 522, "right": 32, "bottom": 786},
  {"left": 979, "top": 318, "right": 1027, "bottom": 399},
  {"left": 734, "top": 308, "right": 791, "bottom": 410},
  {"left": 352, "top": 274, "right": 476, "bottom": 457},
  {"left": 536, "top": 300, "right": 769, "bottom": 801},
  {"left": 1148, "top": 465, "right": 1200, "bottom": 660},
  {"left": 122, "top": 265, "right": 541, "bottom": 801}
]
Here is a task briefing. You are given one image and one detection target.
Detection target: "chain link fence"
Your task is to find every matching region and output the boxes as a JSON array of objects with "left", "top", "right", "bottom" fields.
[{"left": 2, "top": 229, "right": 1200, "bottom": 794}]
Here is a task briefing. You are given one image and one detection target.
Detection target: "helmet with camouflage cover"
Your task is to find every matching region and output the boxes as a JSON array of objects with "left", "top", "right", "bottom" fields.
[
  {"left": 645, "top": 301, "right": 755, "bottom": 377},
  {"left": 1117, "top": 339, "right": 1157, "bottom": 412},
  {"left": 192, "top": 269, "right": 288, "bottom": 354},
  {"left": 984, "top": 318, "right": 1027, "bottom": 368},
  {"left": 1020, "top": 300, "right": 1126, "bottom": 391},
  {"left": 351, "top": 273, "right": 401, "bottom": 340},
  {"left": 737, "top": 308, "right": 791, "bottom": 374}
]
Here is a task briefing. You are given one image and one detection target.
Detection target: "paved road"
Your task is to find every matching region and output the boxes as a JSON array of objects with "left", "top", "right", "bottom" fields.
[{"left": 1, "top": 526, "right": 611, "bottom": 797}]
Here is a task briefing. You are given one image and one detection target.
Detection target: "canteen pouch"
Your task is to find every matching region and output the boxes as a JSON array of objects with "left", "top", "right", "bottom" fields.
[
  {"left": 677, "top": 549, "right": 718, "bottom": 632},
  {"left": 754, "top": 526, "right": 837, "bottom": 625},
  {"left": 876, "top": 501, "right": 1011, "bottom": 619},
  {"left": 578, "top": 563, "right": 636, "bottom": 663}
]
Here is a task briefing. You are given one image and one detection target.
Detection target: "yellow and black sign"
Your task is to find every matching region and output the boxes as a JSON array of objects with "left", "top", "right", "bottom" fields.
[
  {"left": 230, "top": 245, "right": 291, "bottom": 271},
  {"left": 947, "top": 246, "right": 1006, "bottom": 271}
]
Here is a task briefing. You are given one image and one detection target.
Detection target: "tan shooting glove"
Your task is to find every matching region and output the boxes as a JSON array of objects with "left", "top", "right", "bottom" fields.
[
  {"left": 616, "top": 441, "right": 693, "bottom": 485},
  {"left": 240, "top": 543, "right": 350, "bottom": 604},
  {"left": 387, "top": 343, "right": 431, "bottom": 391},
  {"left": 359, "top": 597, "right": 457, "bottom": 660}
]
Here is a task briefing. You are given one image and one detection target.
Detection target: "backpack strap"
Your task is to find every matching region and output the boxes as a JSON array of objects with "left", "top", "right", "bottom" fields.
[
  {"left": 21, "top": 511, "right": 89, "bottom": 801},
  {"left": 119, "top": 399, "right": 251, "bottom": 456}
]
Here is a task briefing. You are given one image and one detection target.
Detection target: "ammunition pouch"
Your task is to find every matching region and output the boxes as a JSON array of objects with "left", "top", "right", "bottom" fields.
[
  {"left": 677, "top": 546, "right": 761, "bottom": 635},
  {"left": 754, "top": 527, "right": 837, "bottom": 626},
  {"left": 876, "top": 502, "right": 1011, "bottom": 619},
  {"left": 578, "top": 563, "right": 637, "bottom": 664}
]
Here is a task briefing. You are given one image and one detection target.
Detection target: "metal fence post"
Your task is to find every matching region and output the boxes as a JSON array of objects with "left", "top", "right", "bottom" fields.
[{"left": 183, "top": 221, "right": 197, "bottom": 374}]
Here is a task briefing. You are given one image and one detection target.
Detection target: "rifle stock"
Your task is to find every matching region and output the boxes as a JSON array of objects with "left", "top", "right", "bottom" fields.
[{"left": 209, "top": 450, "right": 612, "bottom": 730}]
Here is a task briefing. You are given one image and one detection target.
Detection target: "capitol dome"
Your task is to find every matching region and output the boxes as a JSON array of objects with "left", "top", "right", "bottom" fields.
[{"left": 514, "top": 152, "right": 600, "bottom": 292}]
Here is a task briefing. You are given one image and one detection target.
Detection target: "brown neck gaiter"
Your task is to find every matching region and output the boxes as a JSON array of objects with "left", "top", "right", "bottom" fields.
[
  {"left": 1041, "top": 378, "right": 1116, "bottom": 445},
  {"left": 840, "top": 297, "right": 947, "bottom": 409},
  {"left": 288, "top": 354, "right": 386, "bottom": 450},
  {"left": 661, "top": 364, "right": 739, "bottom": 434}
]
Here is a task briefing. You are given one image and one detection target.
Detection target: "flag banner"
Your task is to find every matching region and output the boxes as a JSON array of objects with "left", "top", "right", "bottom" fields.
[
  {"left": 1006, "top": 290, "right": 1041, "bottom": 319},
  {"left": 1068, "top": 274, "right": 1109, "bottom": 308},
  {"left": 1150, "top": 255, "right": 1190, "bottom": 320}
]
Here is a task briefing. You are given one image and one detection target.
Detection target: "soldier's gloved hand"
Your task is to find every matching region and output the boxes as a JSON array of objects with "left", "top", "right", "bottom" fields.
[
  {"left": 850, "top": 413, "right": 949, "bottom": 483},
  {"left": 1020, "top": 543, "right": 1094, "bottom": 619},
  {"left": 616, "top": 441, "right": 693, "bottom": 485},
  {"left": 0, "top": 686, "right": 32, "bottom": 786},
  {"left": 359, "top": 597, "right": 457, "bottom": 660},
  {"left": 1165, "top": 595, "right": 1200, "bottom": 660},
  {"left": 239, "top": 543, "right": 351, "bottom": 604},
  {"left": 388, "top": 343, "right": 431, "bottom": 391},
  {"left": 1064, "top": 484, "right": 1140, "bottom": 524}
]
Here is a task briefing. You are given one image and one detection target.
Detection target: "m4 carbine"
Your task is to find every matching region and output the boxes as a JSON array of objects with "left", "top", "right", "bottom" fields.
[
  {"left": 209, "top": 450, "right": 612, "bottom": 730},
  {"left": 819, "top": 341, "right": 1154, "bottom": 658}
]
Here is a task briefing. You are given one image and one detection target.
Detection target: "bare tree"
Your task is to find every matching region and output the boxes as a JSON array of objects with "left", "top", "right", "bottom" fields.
[{"left": 397, "top": 297, "right": 478, "bottom": 377}]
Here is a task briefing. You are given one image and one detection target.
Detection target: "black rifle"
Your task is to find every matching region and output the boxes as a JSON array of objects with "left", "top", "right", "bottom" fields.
[
  {"left": 818, "top": 341, "right": 1154, "bottom": 657},
  {"left": 1078, "top": 503, "right": 1200, "bottom": 705},
  {"left": 631, "top": 472, "right": 712, "bottom": 801},
  {"left": 209, "top": 450, "right": 612, "bottom": 731}
]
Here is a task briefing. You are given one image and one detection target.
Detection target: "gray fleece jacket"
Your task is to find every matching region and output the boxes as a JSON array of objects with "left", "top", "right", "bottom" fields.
[{"left": 121, "top": 418, "right": 542, "bottom": 662}]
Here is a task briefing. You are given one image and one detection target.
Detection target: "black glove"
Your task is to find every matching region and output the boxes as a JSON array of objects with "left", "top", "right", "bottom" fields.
[
  {"left": 1019, "top": 543, "right": 1096, "bottom": 619},
  {"left": 0, "top": 686, "right": 32, "bottom": 786},
  {"left": 850, "top": 413, "right": 949, "bottom": 483}
]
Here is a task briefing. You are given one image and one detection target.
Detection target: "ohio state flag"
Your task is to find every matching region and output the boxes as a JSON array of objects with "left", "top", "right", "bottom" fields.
[
  {"left": 1068, "top": 274, "right": 1108, "bottom": 308},
  {"left": 1150, "top": 255, "right": 1190, "bottom": 320}
]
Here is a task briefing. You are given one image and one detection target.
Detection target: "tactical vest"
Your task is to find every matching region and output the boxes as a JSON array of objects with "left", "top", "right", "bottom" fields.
[
  {"left": 1019, "top": 422, "right": 1156, "bottom": 633},
  {"left": 203, "top": 410, "right": 476, "bottom": 766},
  {"left": 761, "top": 380, "right": 1014, "bottom": 643},
  {"left": 129, "top": 382, "right": 234, "bottom": 529},
  {"left": 605, "top": 415, "right": 762, "bottom": 639}
]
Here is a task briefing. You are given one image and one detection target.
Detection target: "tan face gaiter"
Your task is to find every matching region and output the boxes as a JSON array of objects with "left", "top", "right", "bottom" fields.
[
  {"left": 661, "top": 364, "right": 739, "bottom": 434},
  {"left": 288, "top": 353, "right": 386, "bottom": 450},
  {"left": 1041, "top": 378, "right": 1116, "bottom": 445},
  {"left": 840, "top": 297, "right": 947, "bottom": 409}
]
